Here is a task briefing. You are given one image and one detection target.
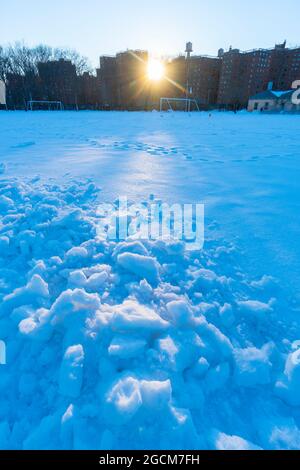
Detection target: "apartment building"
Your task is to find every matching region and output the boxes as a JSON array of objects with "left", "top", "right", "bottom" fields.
[{"left": 218, "top": 42, "right": 300, "bottom": 108}]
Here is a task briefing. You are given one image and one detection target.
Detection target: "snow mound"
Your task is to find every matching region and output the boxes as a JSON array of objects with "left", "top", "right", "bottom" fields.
[
  {"left": 275, "top": 347, "right": 300, "bottom": 407},
  {"left": 0, "top": 179, "right": 299, "bottom": 450}
]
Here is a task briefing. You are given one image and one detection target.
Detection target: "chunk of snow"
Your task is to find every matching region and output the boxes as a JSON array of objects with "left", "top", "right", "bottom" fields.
[
  {"left": 106, "top": 377, "right": 142, "bottom": 423},
  {"left": 276, "top": 347, "right": 300, "bottom": 407},
  {"left": 191, "top": 268, "right": 226, "bottom": 293},
  {"left": 0, "top": 195, "right": 14, "bottom": 212},
  {"left": 140, "top": 380, "right": 172, "bottom": 410},
  {"left": 219, "top": 303, "right": 235, "bottom": 327},
  {"left": 112, "top": 300, "right": 169, "bottom": 333},
  {"left": 117, "top": 252, "right": 160, "bottom": 285},
  {"left": 18, "top": 317, "right": 38, "bottom": 336},
  {"left": 3, "top": 274, "right": 49, "bottom": 314},
  {"left": 50, "top": 289, "right": 101, "bottom": 327},
  {"left": 238, "top": 300, "right": 273, "bottom": 319},
  {"left": 86, "top": 271, "right": 109, "bottom": 291},
  {"left": 195, "top": 317, "right": 233, "bottom": 362},
  {"left": 215, "top": 432, "right": 262, "bottom": 450},
  {"left": 158, "top": 336, "right": 179, "bottom": 367},
  {"left": 166, "top": 300, "right": 194, "bottom": 327},
  {"left": 192, "top": 357, "right": 210, "bottom": 378},
  {"left": 59, "top": 345, "right": 84, "bottom": 398},
  {"left": 27, "top": 274, "right": 49, "bottom": 298},
  {"left": 234, "top": 344, "right": 273, "bottom": 387},
  {"left": 113, "top": 241, "right": 149, "bottom": 258},
  {"left": 65, "top": 247, "right": 89, "bottom": 267},
  {"left": 108, "top": 336, "right": 147, "bottom": 359},
  {"left": 68, "top": 270, "right": 87, "bottom": 288},
  {"left": 0, "top": 236, "right": 10, "bottom": 251}
]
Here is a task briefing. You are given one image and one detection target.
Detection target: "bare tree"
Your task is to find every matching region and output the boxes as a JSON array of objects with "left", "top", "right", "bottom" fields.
[
  {"left": 1, "top": 42, "right": 93, "bottom": 77},
  {"left": 32, "top": 45, "right": 52, "bottom": 65},
  {"left": 0, "top": 46, "right": 11, "bottom": 82},
  {"left": 1, "top": 42, "right": 95, "bottom": 107},
  {"left": 6, "top": 43, "right": 36, "bottom": 75},
  {"left": 53, "top": 48, "right": 92, "bottom": 75}
]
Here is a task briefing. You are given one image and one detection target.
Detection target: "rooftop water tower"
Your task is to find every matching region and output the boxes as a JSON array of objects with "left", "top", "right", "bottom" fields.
[
  {"left": 185, "top": 42, "right": 193, "bottom": 105},
  {"left": 185, "top": 42, "right": 193, "bottom": 59}
]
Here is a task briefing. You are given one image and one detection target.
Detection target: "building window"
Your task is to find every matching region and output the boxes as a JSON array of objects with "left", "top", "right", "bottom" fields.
[{"left": 254, "top": 102, "right": 258, "bottom": 110}]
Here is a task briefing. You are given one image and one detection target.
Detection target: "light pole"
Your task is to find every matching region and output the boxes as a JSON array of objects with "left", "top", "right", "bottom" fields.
[{"left": 185, "top": 42, "right": 193, "bottom": 111}]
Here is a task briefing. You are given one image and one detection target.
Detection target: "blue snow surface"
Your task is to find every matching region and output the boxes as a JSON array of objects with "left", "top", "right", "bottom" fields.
[{"left": 0, "top": 110, "right": 300, "bottom": 450}]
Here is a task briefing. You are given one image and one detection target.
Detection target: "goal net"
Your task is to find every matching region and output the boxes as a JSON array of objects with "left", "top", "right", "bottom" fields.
[
  {"left": 27, "top": 100, "right": 64, "bottom": 111},
  {"left": 160, "top": 97, "right": 200, "bottom": 112}
]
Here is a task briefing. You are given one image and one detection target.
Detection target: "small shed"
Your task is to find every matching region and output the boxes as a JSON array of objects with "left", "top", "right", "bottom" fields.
[{"left": 248, "top": 89, "right": 299, "bottom": 112}]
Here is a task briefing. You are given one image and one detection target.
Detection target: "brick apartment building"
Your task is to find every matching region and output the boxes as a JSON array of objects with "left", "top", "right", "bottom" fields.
[
  {"left": 189, "top": 54, "right": 222, "bottom": 105},
  {"left": 218, "top": 42, "right": 300, "bottom": 108},
  {"left": 98, "top": 56, "right": 118, "bottom": 109},
  {"left": 77, "top": 72, "right": 101, "bottom": 109},
  {"left": 164, "top": 55, "right": 186, "bottom": 99},
  {"left": 99, "top": 50, "right": 151, "bottom": 109},
  {"left": 37, "top": 59, "right": 78, "bottom": 106},
  {"left": 98, "top": 43, "right": 300, "bottom": 110},
  {"left": 116, "top": 50, "right": 149, "bottom": 109},
  {"left": 6, "top": 67, "right": 45, "bottom": 108},
  {"left": 6, "top": 73, "right": 30, "bottom": 108},
  {"left": 269, "top": 43, "right": 300, "bottom": 90},
  {"left": 163, "top": 54, "right": 221, "bottom": 107},
  {"left": 116, "top": 50, "right": 148, "bottom": 109}
]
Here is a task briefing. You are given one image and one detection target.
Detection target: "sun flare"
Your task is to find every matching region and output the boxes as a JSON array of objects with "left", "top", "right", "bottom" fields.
[{"left": 147, "top": 59, "right": 165, "bottom": 81}]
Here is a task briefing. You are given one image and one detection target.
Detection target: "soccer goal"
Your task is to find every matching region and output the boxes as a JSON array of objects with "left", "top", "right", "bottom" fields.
[
  {"left": 160, "top": 97, "right": 200, "bottom": 112},
  {"left": 27, "top": 100, "right": 64, "bottom": 111}
]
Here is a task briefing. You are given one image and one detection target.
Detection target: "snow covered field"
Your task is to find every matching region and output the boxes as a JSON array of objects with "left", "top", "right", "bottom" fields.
[{"left": 0, "top": 110, "right": 300, "bottom": 450}]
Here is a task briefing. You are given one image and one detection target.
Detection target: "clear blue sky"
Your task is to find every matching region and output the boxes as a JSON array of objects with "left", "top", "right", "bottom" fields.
[{"left": 1, "top": 0, "right": 299, "bottom": 67}]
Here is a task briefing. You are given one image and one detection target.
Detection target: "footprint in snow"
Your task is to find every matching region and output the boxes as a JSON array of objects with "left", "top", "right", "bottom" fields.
[{"left": 11, "top": 141, "right": 36, "bottom": 149}]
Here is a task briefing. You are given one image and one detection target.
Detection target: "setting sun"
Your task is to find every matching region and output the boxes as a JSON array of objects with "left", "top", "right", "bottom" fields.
[{"left": 147, "top": 59, "right": 165, "bottom": 81}]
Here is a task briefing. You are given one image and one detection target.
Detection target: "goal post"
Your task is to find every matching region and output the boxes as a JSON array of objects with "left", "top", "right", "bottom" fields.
[
  {"left": 160, "top": 97, "right": 200, "bottom": 112},
  {"left": 27, "top": 100, "right": 64, "bottom": 111}
]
